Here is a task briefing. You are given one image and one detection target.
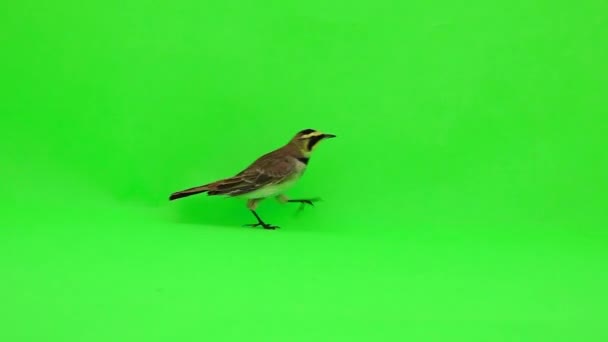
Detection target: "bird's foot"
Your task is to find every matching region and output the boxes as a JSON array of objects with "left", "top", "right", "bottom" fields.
[
  {"left": 246, "top": 210, "right": 279, "bottom": 229},
  {"left": 244, "top": 222, "right": 280, "bottom": 230},
  {"left": 288, "top": 198, "right": 321, "bottom": 212},
  {"left": 287, "top": 197, "right": 321, "bottom": 207}
]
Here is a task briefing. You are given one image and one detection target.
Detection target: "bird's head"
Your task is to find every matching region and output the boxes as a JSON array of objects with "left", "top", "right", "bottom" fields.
[{"left": 290, "top": 128, "right": 337, "bottom": 156}]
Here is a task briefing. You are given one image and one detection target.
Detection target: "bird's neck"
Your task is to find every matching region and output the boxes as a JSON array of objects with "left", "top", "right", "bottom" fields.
[
  {"left": 287, "top": 141, "right": 311, "bottom": 157},
  {"left": 286, "top": 141, "right": 311, "bottom": 164}
]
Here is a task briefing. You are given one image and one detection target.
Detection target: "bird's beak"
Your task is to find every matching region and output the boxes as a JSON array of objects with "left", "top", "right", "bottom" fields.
[{"left": 322, "top": 133, "right": 337, "bottom": 139}]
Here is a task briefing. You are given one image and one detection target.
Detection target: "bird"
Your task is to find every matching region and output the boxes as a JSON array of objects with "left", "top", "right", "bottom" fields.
[{"left": 168, "top": 129, "right": 337, "bottom": 229}]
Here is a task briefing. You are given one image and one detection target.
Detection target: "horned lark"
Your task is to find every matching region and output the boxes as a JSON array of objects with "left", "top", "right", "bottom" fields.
[{"left": 169, "top": 129, "right": 336, "bottom": 229}]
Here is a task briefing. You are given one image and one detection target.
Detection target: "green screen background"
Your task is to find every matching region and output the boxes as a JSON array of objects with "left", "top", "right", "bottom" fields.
[{"left": 2, "top": 0, "right": 607, "bottom": 340}]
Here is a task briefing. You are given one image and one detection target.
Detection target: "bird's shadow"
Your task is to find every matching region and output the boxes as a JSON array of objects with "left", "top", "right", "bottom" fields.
[{"left": 166, "top": 197, "right": 244, "bottom": 228}]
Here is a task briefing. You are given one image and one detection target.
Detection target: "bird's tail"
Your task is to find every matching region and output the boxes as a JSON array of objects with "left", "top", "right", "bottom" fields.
[
  {"left": 169, "top": 184, "right": 210, "bottom": 201},
  {"left": 169, "top": 174, "right": 257, "bottom": 201}
]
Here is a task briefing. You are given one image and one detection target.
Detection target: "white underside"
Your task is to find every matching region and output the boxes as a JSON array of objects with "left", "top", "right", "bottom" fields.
[{"left": 238, "top": 176, "right": 301, "bottom": 199}]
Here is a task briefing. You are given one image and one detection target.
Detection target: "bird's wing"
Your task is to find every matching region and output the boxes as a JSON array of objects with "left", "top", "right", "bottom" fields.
[{"left": 207, "top": 154, "right": 296, "bottom": 196}]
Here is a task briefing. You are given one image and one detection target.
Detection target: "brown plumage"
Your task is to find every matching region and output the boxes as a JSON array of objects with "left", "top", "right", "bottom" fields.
[
  {"left": 168, "top": 144, "right": 301, "bottom": 200},
  {"left": 169, "top": 129, "right": 336, "bottom": 229}
]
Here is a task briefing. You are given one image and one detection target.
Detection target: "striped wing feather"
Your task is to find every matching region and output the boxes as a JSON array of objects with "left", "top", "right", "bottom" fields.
[{"left": 207, "top": 151, "right": 296, "bottom": 196}]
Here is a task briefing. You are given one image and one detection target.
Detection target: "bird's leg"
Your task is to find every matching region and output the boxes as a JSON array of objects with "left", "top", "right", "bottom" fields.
[{"left": 243, "top": 198, "right": 279, "bottom": 230}]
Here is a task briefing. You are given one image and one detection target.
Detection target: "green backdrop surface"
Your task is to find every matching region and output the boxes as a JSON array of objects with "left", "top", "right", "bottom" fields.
[{"left": 1, "top": 0, "right": 607, "bottom": 341}]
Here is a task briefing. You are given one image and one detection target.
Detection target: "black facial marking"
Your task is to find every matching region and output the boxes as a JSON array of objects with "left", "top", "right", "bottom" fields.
[
  {"left": 307, "top": 135, "right": 323, "bottom": 151},
  {"left": 299, "top": 129, "right": 315, "bottom": 135},
  {"left": 297, "top": 157, "right": 309, "bottom": 165}
]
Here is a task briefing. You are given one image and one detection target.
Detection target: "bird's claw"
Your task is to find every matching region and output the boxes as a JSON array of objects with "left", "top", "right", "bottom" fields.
[
  {"left": 288, "top": 198, "right": 321, "bottom": 213},
  {"left": 244, "top": 223, "right": 280, "bottom": 230},
  {"left": 289, "top": 197, "right": 321, "bottom": 207}
]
